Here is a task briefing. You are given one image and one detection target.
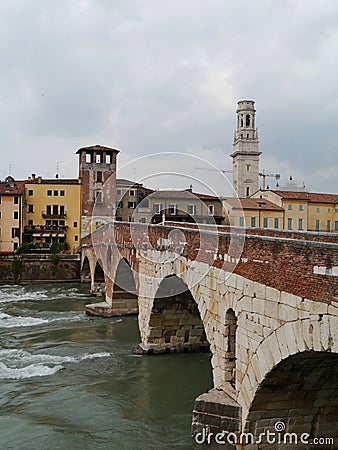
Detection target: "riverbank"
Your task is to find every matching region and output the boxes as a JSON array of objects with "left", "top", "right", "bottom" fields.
[{"left": 0, "top": 254, "right": 81, "bottom": 283}]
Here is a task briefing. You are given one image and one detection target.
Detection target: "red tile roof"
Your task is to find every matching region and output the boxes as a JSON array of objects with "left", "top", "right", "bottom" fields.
[
  {"left": 0, "top": 180, "right": 26, "bottom": 195},
  {"left": 271, "top": 190, "right": 338, "bottom": 204},
  {"left": 150, "top": 190, "right": 220, "bottom": 201}
]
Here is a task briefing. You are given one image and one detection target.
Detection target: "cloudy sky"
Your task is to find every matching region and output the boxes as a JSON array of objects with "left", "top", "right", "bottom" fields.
[{"left": 0, "top": 0, "right": 337, "bottom": 196}]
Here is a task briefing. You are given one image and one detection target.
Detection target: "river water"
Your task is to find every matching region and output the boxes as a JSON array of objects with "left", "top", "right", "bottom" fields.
[{"left": 0, "top": 283, "right": 212, "bottom": 450}]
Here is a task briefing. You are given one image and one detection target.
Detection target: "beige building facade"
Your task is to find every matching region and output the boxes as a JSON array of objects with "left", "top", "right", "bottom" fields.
[
  {"left": 24, "top": 175, "right": 82, "bottom": 252},
  {"left": 0, "top": 177, "right": 26, "bottom": 253},
  {"left": 251, "top": 190, "right": 338, "bottom": 232}
]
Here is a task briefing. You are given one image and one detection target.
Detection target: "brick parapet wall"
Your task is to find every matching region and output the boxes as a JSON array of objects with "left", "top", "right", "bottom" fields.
[{"left": 82, "top": 222, "right": 338, "bottom": 303}]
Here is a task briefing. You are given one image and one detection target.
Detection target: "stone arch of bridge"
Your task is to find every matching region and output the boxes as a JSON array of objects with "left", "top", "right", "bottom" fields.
[
  {"left": 91, "top": 258, "right": 105, "bottom": 295},
  {"left": 142, "top": 274, "right": 211, "bottom": 354},
  {"left": 240, "top": 314, "right": 338, "bottom": 431},
  {"left": 80, "top": 255, "right": 91, "bottom": 282},
  {"left": 245, "top": 350, "right": 338, "bottom": 440},
  {"left": 107, "top": 257, "right": 138, "bottom": 315}
]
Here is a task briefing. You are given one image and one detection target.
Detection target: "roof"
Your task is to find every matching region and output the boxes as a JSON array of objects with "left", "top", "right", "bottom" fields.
[
  {"left": 76, "top": 144, "right": 120, "bottom": 154},
  {"left": 150, "top": 190, "right": 220, "bottom": 201},
  {"left": 0, "top": 180, "right": 26, "bottom": 195},
  {"left": 26, "top": 178, "right": 81, "bottom": 185},
  {"left": 224, "top": 197, "right": 284, "bottom": 211},
  {"left": 270, "top": 190, "right": 338, "bottom": 204},
  {"left": 117, "top": 178, "right": 144, "bottom": 187}
]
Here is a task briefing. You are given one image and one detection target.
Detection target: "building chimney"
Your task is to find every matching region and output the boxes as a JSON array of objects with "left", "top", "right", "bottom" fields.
[{"left": 31, "top": 174, "right": 36, "bottom": 181}]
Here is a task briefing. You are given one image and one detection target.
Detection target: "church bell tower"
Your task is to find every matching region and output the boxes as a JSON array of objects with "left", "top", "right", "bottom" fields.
[{"left": 230, "top": 100, "right": 261, "bottom": 197}]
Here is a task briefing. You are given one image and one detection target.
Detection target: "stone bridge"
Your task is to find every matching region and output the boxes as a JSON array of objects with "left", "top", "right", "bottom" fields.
[{"left": 81, "top": 221, "right": 338, "bottom": 449}]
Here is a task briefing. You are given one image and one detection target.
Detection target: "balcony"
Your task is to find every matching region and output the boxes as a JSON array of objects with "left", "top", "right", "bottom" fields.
[
  {"left": 24, "top": 225, "right": 68, "bottom": 235},
  {"left": 42, "top": 213, "right": 67, "bottom": 219}
]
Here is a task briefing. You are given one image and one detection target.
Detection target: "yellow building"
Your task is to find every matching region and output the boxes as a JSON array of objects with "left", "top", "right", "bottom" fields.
[
  {"left": 0, "top": 177, "right": 26, "bottom": 253},
  {"left": 251, "top": 190, "right": 338, "bottom": 232},
  {"left": 223, "top": 197, "right": 284, "bottom": 229},
  {"left": 24, "top": 175, "right": 82, "bottom": 253}
]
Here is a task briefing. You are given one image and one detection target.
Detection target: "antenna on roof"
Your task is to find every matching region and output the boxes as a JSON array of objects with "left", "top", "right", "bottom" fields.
[{"left": 56, "top": 162, "right": 61, "bottom": 179}]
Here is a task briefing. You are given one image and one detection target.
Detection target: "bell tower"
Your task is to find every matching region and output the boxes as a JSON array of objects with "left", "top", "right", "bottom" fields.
[
  {"left": 230, "top": 100, "right": 261, "bottom": 197},
  {"left": 76, "top": 144, "right": 119, "bottom": 237}
]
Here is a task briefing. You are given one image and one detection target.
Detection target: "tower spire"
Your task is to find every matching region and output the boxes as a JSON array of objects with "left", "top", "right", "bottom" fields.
[{"left": 230, "top": 100, "right": 261, "bottom": 197}]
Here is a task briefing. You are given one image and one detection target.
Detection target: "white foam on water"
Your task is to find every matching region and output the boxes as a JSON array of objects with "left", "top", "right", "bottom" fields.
[
  {"left": 0, "top": 349, "right": 111, "bottom": 378},
  {"left": 0, "top": 289, "right": 48, "bottom": 304},
  {"left": 0, "top": 312, "right": 49, "bottom": 328},
  {"left": 0, "top": 362, "right": 64, "bottom": 379}
]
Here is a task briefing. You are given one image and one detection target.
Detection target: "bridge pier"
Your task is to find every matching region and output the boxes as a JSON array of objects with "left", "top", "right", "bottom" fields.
[{"left": 192, "top": 389, "right": 241, "bottom": 449}]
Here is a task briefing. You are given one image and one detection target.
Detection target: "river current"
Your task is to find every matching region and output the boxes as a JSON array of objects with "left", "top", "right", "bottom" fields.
[{"left": 0, "top": 283, "right": 212, "bottom": 450}]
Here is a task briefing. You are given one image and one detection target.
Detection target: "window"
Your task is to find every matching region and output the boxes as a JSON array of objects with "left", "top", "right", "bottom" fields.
[
  {"left": 60, "top": 190, "right": 65, "bottom": 197},
  {"left": 116, "top": 189, "right": 122, "bottom": 196},
  {"left": 128, "top": 201, "right": 136, "bottom": 209},
  {"left": 54, "top": 190, "right": 58, "bottom": 196},
  {"left": 96, "top": 192, "right": 103, "bottom": 203},
  {"left": 97, "top": 171, "right": 102, "bottom": 182},
  {"left": 14, "top": 196, "right": 19, "bottom": 204},
  {"left": 288, "top": 204, "right": 293, "bottom": 210},
  {"left": 208, "top": 205, "right": 214, "bottom": 216},
  {"left": 75, "top": 235, "right": 78, "bottom": 242},
  {"left": 298, "top": 218, "right": 303, "bottom": 230},
  {"left": 263, "top": 217, "right": 268, "bottom": 228},
  {"left": 14, "top": 211, "right": 19, "bottom": 220},
  {"left": 328, "top": 208, "right": 331, "bottom": 213},
  {"left": 47, "top": 190, "right": 52, "bottom": 196},
  {"left": 13, "top": 242, "right": 18, "bottom": 251},
  {"left": 299, "top": 204, "right": 304, "bottom": 211},
  {"left": 287, "top": 218, "right": 293, "bottom": 230},
  {"left": 140, "top": 218, "right": 146, "bottom": 223},
  {"left": 335, "top": 208, "right": 338, "bottom": 213},
  {"left": 96, "top": 154, "right": 101, "bottom": 163},
  {"left": 0, "top": 211, "right": 2, "bottom": 219},
  {"left": 250, "top": 217, "right": 256, "bottom": 228},
  {"left": 73, "top": 222, "right": 78, "bottom": 228},
  {"left": 315, "top": 220, "right": 320, "bottom": 231},
  {"left": 116, "top": 201, "right": 123, "bottom": 209},
  {"left": 12, "top": 227, "right": 20, "bottom": 238},
  {"left": 153, "top": 203, "right": 163, "bottom": 214},
  {"left": 327, "top": 220, "right": 331, "bottom": 232},
  {"left": 105, "top": 154, "right": 111, "bottom": 164},
  {"left": 129, "top": 217, "right": 134, "bottom": 222},
  {"left": 239, "top": 216, "right": 244, "bottom": 227},
  {"left": 28, "top": 204, "right": 34, "bottom": 213},
  {"left": 85, "top": 153, "right": 91, "bottom": 163},
  {"left": 46, "top": 205, "right": 51, "bottom": 215},
  {"left": 274, "top": 218, "right": 279, "bottom": 229},
  {"left": 129, "top": 190, "right": 135, "bottom": 197},
  {"left": 59, "top": 220, "right": 65, "bottom": 226},
  {"left": 28, "top": 219, "right": 33, "bottom": 226},
  {"left": 0, "top": 196, "right": 1, "bottom": 204},
  {"left": 45, "top": 220, "right": 51, "bottom": 226},
  {"left": 28, "top": 189, "right": 33, "bottom": 196},
  {"left": 316, "top": 207, "right": 320, "bottom": 213},
  {"left": 246, "top": 114, "right": 250, "bottom": 127},
  {"left": 60, "top": 205, "right": 65, "bottom": 216},
  {"left": 53, "top": 205, "right": 59, "bottom": 215},
  {"left": 335, "top": 221, "right": 338, "bottom": 231},
  {"left": 141, "top": 199, "right": 149, "bottom": 208},
  {"left": 168, "top": 204, "right": 177, "bottom": 215},
  {"left": 187, "top": 204, "right": 196, "bottom": 215},
  {"left": 246, "top": 164, "right": 251, "bottom": 172},
  {"left": 246, "top": 187, "right": 250, "bottom": 197}
]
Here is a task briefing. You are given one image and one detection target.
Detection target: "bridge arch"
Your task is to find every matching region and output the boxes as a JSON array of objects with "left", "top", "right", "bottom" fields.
[
  {"left": 240, "top": 315, "right": 338, "bottom": 429},
  {"left": 245, "top": 351, "right": 338, "bottom": 440},
  {"left": 92, "top": 258, "right": 105, "bottom": 296},
  {"left": 108, "top": 257, "right": 138, "bottom": 315},
  {"left": 80, "top": 256, "right": 91, "bottom": 282},
  {"left": 144, "top": 275, "right": 210, "bottom": 354}
]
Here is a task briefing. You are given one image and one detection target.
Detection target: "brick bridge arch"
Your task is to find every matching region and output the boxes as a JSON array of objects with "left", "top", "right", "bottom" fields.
[{"left": 82, "top": 222, "right": 338, "bottom": 444}]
